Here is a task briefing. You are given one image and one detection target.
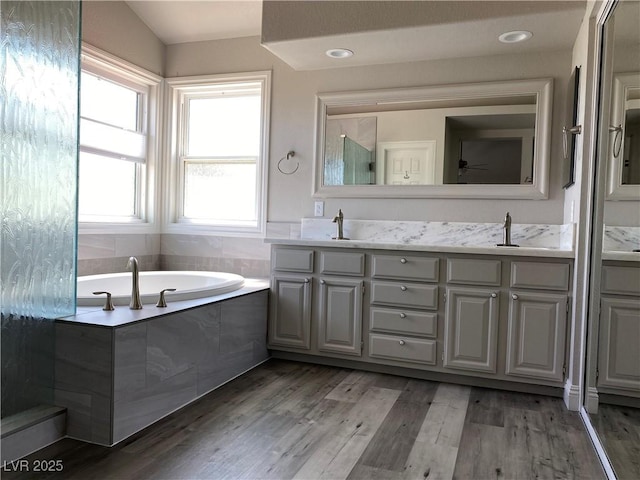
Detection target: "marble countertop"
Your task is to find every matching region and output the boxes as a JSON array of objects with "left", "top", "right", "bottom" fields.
[
  {"left": 59, "top": 279, "right": 269, "bottom": 328},
  {"left": 265, "top": 218, "right": 575, "bottom": 259},
  {"left": 265, "top": 237, "right": 574, "bottom": 258}
]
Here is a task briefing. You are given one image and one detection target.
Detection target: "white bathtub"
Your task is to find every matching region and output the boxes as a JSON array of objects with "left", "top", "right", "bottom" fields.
[{"left": 77, "top": 271, "right": 245, "bottom": 307}]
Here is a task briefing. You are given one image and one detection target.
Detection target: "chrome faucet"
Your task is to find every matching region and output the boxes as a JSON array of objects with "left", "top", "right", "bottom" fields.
[
  {"left": 126, "top": 256, "right": 143, "bottom": 309},
  {"left": 332, "top": 209, "right": 348, "bottom": 240},
  {"left": 497, "top": 212, "right": 519, "bottom": 247}
]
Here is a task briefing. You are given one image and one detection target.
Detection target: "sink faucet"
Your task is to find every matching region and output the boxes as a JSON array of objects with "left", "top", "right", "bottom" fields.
[
  {"left": 126, "top": 256, "right": 143, "bottom": 309},
  {"left": 497, "top": 212, "right": 519, "bottom": 247},
  {"left": 332, "top": 209, "right": 347, "bottom": 240}
]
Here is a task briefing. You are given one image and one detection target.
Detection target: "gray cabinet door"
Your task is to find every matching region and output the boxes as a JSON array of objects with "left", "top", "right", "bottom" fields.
[
  {"left": 506, "top": 290, "right": 567, "bottom": 382},
  {"left": 318, "top": 277, "right": 363, "bottom": 356},
  {"left": 268, "top": 274, "right": 312, "bottom": 349},
  {"left": 444, "top": 286, "right": 499, "bottom": 373},
  {"left": 598, "top": 297, "right": 640, "bottom": 392}
]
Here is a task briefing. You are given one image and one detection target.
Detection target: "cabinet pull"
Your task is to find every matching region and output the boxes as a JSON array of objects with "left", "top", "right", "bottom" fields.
[
  {"left": 512, "top": 293, "right": 519, "bottom": 300},
  {"left": 320, "top": 279, "right": 325, "bottom": 284},
  {"left": 400, "top": 285, "right": 408, "bottom": 291},
  {"left": 400, "top": 257, "right": 407, "bottom": 264},
  {"left": 399, "top": 313, "right": 407, "bottom": 318},
  {"left": 304, "top": 278, "right": 310, "bottom": 283},
  {"left": 491, "top": 293, "right": 497, "bottom": 298},
  {"left": 399, "top": 340, "right": 405, "bottom": 346}
]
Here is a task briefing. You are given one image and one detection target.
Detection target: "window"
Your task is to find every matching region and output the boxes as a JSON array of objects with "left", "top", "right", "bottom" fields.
[
  {"left": 167, "top": 72, "right": 271, "bottom": 235},
  {"left": 78, "top": 45, "right": 161, "bottom": 231}
]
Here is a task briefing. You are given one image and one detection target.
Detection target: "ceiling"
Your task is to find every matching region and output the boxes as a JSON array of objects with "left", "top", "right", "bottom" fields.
[{"left": 125, "top": 1, "right": 588, "bottom": 71}]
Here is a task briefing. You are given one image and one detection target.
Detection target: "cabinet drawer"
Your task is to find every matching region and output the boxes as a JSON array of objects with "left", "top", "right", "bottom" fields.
[
  {"left": 272, "top": 248, "right": 314, "bottom": 273},
  {"left": 369, "top": 334, "right": 436, "bottom": 365},
  {"left": 319, "top": 251, "right": 365, "bottom": 276},
  {"left": 370, "top": 307, "right": 437, "bottom": 337},
  {"left": 370, "top": 281, "right": 438, "bottom": 309},
  {"left": 371, "top": 254, "right": 439, "bottom": 282},
  {"left": 510, "top": 261, "right": 570, "bottom": 291},
  {"left": 447, "top": 258, "right": 501, "bottom": 286},
  {"left": 601, "top": 265, "right": 640, "bottom": 296}
]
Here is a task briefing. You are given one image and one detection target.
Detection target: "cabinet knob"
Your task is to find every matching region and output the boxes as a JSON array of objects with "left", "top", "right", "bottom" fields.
[
  {"left": 400, "top": 285, "right": 408, "bottom": 291},
  {"left": 512, "top": 293, "right": 519, "bottom": 300},
  {"left": 400, "top": 313, "right": 407, "bottom": 318},
  {"left": 491, "top": 293, "right": 497, "bottom": 298},
  {"left": 304, "top": 278, "right": 310, "bottom": 283},
  {"left": 320, "top": 279, "right": 325, "bottom": 284},
  {"left": 400, "top": 258, "right": 407, "bottom": 264},
  {"left": 399, "top": 340, "right": 405, "bottom": 346}
]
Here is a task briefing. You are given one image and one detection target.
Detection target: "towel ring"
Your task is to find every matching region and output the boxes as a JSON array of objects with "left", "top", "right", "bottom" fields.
[
  {"left": 609, "top": 124, "right": 623, "bottom": 158},
  {"left": 277, "top": 150, "right": 299, "bottom": 175}
]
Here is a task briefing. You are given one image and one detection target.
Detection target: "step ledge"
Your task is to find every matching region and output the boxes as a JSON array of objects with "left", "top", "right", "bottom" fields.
[{"left": 1, "top": 405, "right": 66, "bottom": 438}]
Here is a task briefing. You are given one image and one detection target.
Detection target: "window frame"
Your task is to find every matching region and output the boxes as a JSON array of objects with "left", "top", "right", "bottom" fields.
[
  {"left": 165, "top": 71, "right": 271, "bottom": 237},
  {"left": 78, "top": 43, "right": 162, "bottom": 234}
]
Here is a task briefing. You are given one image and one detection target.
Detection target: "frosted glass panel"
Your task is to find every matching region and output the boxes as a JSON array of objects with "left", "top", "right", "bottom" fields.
[{"left": 1, "top": 0, "right": 80, "bottom": 417}]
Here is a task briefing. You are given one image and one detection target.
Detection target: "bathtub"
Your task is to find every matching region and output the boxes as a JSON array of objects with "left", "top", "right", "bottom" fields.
[{"left": 77, "top": 271, "right": 245, "bottom": 307}]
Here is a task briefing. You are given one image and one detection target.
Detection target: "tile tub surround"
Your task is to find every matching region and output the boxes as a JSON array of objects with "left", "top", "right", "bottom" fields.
[{"left": 54, "top": 283, "right": 269, "bottom": 445}]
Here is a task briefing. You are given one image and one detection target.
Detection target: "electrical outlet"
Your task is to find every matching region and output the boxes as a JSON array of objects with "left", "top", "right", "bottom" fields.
[{"left": 314, "top": 201, "right": 324, "bottom": 217}]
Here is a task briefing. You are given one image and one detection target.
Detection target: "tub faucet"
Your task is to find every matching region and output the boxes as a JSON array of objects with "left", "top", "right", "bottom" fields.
[
  {"left": 332, "top": 209, "right": 348, "bottom": 240},
  {"left": 126, "top": 256, "right": 143, "bottom": 309},
  {"left": 497, "top": 212, "right": 519, "bottom": 247}
]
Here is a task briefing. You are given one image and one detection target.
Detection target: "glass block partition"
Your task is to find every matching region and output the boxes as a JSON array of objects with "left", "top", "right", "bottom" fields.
[{"left": 1, "top": 1, "right": 80, "bottom": 417}]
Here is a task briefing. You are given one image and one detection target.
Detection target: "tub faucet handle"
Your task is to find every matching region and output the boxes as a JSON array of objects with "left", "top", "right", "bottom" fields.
[
  {"left": 156, "top": 288, "right": 176, "bottom": 308},
  {"left": 93, "top": 291, "right": 115, "bottom": 311}
]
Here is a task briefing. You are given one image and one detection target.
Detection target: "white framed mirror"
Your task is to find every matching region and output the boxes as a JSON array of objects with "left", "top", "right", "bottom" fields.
[
  {"left": 606, "top": 72, "right": 640, "bottom": 199},
  {"left": 313, "top": 78, "right": 553, "bottom": 199}
]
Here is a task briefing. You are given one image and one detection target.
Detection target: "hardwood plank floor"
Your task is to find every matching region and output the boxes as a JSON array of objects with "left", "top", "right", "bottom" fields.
[
  {"left": 1, "top": 360, "right": 605, "bottom": 480},
  {"left": 591, "top": 403, "right": 640, "bottom": 480}
]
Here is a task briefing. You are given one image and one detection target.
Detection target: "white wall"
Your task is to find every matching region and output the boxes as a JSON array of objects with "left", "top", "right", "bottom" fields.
[
  {"left": 82, "top": 1, "right": 165, "bottom": 76},
  {"left": 167, "top": 38, "right": 572, "bottom": 225}
]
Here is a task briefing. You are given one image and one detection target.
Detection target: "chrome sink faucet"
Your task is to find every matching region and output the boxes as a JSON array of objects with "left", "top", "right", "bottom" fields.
[
  {"left": 126, "top": 256, "right": 143, "bottom": 309},
  {"left": 332, "top": 209, "right": 348, "bottom": 240},
  {"left": 497, "top": 212, "right": 519, "bottom": 247}
]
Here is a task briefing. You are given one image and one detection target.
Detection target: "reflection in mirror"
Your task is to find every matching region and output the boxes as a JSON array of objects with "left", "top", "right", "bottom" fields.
[
  {"left": 607, "top": 72, "right": 640, "bottom": 197},
  {"left": 315, "top": 79, "right": 552, "bottom": 198},
  {"left": 620, "top": 84, "right": 640, "bottom": 184},
  {"left": 585, "top": 1, "right": 640, "bottom": 479}
]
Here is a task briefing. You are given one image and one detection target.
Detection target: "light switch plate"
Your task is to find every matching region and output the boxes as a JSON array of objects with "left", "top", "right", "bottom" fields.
[{"left": 314, "top": 201, "right": 324, "bottom": 217}]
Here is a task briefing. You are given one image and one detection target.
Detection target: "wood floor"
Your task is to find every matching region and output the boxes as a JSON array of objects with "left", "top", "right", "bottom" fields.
[
  {"left": 591, "top": 403, "right": 640, "bottom": 479},
  {"left": 2, "top": 360, "right": 605, "bottom": 480}
]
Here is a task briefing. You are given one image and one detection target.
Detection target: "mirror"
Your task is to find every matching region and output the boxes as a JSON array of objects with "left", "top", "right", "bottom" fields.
[
  {"left": 606, "top": 72, "right": 640, "bottom": 198},
  {"left": 584, "top": 1, "right": 640, "bottom": 479},
  {"left": 314, "top": 78, "right": 553, "bottom": 198}
]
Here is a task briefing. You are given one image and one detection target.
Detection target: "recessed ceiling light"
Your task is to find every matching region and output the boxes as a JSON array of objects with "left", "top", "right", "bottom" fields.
[
  {"left": 326, "top": 48, "right": 354, "bottom": 59},
  {"left": 498, "top": 30, "right": 533, "bottom": 44}
]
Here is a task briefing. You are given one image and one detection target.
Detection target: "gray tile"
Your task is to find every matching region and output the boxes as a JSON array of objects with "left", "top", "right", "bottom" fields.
[
  {"left": 114, "top": 323, "right": 147, "bottom": 401},
  {"left": 113, "top": 367, "right": 197, "bottom": 443}
]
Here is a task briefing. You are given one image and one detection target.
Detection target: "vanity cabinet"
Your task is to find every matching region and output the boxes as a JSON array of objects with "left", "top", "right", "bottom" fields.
[
  {"left": 269, "top": 247, "right": 365, "bottom": 357},
  {"left": 443, "top": 259, "right": 500, "bottom": 374},
  {"left": 268, "top": 248, "right": 314, "bottom": 350},
  {"left": 268, "top": 243, "right": 573, "bottom": 391},
  {"left": 369, "top": 254, "right": 439, "bottom": 366},
  {"left": 505, "top": 261, "right": 570, "bottom": 382},
  {"left": 597, "top": 264, "right": 640, "bottom": 394},
  {"left": 317, "top": 277, "right": 363, "bottom": 356}
]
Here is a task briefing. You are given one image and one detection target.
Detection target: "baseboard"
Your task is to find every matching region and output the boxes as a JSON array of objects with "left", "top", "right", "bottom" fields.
[
  {"left": 563, "top": 379, "right": 581, "bottom": 411},
  {"left": 585, "top": 387, "right": 599, "bottom": 414},
  {"left": 0, "top": 406, "right": 66, "bottom": 463}
]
